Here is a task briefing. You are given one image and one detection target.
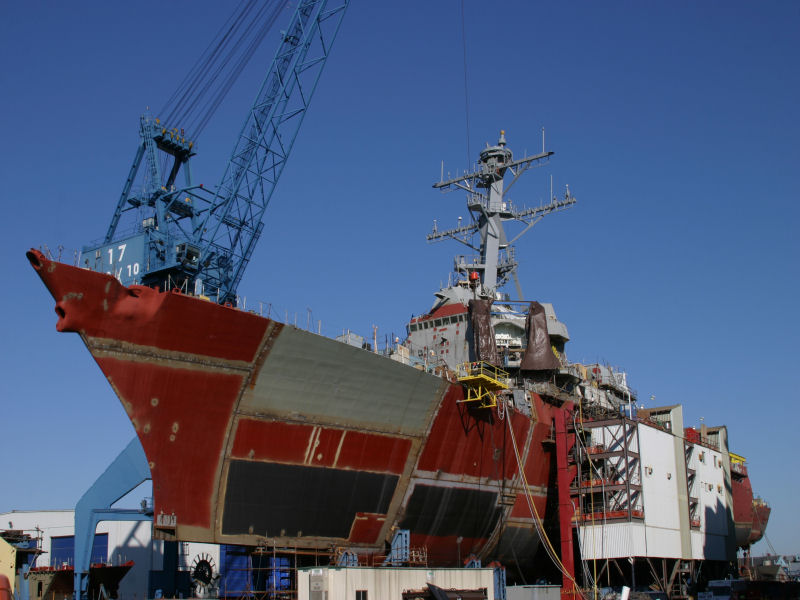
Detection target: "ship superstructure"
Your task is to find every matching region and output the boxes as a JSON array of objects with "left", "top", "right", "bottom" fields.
[{"left": 406, "top": 131, "right": 575, "bottom": 375}]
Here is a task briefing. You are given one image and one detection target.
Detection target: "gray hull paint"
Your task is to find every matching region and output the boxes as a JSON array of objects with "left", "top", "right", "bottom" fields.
[{"left": 240, "top": 326, "right": 448, "bottom": 435}]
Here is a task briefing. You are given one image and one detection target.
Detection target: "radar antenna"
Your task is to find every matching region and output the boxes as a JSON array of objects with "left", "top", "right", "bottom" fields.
[{"left": 429, "top": 130, "right": 576, "bottom": 294}]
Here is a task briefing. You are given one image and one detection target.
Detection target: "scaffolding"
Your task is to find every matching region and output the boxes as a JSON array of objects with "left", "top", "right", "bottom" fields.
[
  {"left": 562, "top": 408, "right": 713, "bottom": 599},
  {"left": 214, "top": 538, "right": 431, "bottom": 600},
  {"left": 570, "top": 413, "right": 644, "bottom": 524},
  {"left": 684, "top": 443, "right": 701, "bottom": 529},
  {"left": 218, "top": 545, "right": 335, "bottom": 600}
]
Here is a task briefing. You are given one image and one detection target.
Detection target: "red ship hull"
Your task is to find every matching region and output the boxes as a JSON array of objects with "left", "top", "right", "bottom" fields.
[
  {"left": 730, "top": 462, "right": 771, "bottom": 548},
  {"left": 747, "top": 500, "right": 771, "bottom": 546},
  {"left": 28, "top": 250, "right": 558, "bottom": 568}
]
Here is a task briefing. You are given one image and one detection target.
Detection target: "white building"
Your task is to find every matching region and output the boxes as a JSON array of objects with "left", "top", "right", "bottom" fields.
[
  {"left": 0, "top": 510, "right": 235, "bottom": 600},
  {"left": 1, "top": 510, "right": 155, "bottom": 600},
  {"left": 297, "top": 566, "right": 496, "bottom": 600},
  {"left": 573, "top": 404, "right": 736, "bottom": 562}
]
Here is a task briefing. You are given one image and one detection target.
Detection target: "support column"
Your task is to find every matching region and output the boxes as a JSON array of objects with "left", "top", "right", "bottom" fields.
[
  {"left": 73, "top": 437, "right": 152, "bottom": 600},
  {"left": 554, "top": 407, "right": 577, "bottom": 599}
]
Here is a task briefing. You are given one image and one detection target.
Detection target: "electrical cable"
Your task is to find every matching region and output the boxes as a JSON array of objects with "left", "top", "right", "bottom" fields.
[
  {"left": 572, "top": 405, "right": 609, "bottom": 599},
  {"left": 753, "top": 505, "right": 776, "bottom": 556},
  {"left": 460, "top": 0, "right": 471, "bottom": 169},
  {"left": 505, "top": 413, "right": 587, "bottom": 598}
]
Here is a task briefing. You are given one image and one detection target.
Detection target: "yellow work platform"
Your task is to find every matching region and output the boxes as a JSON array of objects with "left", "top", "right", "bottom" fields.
[
  {"left": 456, "top": 361, "right": 510, "bottom": 408},
  {"left": 729, "top": 452, "right": 746, "bottom": 464}
]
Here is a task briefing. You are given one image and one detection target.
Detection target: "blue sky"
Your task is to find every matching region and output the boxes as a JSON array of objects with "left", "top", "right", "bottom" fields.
[{"left": 1, "top": 1, "right": 798, "bottom": 557}]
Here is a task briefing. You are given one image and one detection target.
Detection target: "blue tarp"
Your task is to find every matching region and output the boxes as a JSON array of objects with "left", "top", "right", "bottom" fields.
[{"left": 219, "top": 545, "right": 251, "bottom": 598}]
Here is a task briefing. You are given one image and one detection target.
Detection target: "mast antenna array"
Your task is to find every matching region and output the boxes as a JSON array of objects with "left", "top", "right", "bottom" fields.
[{"left": 428, "top": 131, "right": 576, "bottom": 293}]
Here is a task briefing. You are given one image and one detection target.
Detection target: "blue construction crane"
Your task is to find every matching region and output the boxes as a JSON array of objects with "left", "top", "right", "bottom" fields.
[{"left": 83, "top": 0, "right": 348, "bottom": 304}]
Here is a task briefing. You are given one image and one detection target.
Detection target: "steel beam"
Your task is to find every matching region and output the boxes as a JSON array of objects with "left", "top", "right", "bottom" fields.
[
  {"left": 73, "top": 437, "right": 152, "bottom": 600},
  {"left": 554, "top": 408, "right": 577, "bottom": 599}
]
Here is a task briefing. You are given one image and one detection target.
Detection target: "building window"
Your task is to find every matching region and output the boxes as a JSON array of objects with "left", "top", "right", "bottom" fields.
[
  {"left": 356, "top": 591, "right": 368, "bottom": 600},
  {"left": 50, "top": 533, "right": 108, "bottom": 567}
]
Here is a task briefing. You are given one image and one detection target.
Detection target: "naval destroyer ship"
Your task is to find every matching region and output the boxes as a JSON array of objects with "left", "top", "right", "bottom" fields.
[
  {"left": 27, "top": 131, "right": 768, "bottom": 584},
  {"left": 25, "top": 1, "right": 768, "bottom": 591}
]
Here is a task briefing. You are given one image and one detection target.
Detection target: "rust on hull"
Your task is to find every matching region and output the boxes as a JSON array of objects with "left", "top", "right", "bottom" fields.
[{"left": 27, "top": 250, "right": 552, "bottom": 568}]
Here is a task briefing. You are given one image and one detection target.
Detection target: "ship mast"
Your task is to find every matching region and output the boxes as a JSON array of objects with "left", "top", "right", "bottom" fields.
[{"left": 428, "top": 131, "right": 576, "bottom": 296}]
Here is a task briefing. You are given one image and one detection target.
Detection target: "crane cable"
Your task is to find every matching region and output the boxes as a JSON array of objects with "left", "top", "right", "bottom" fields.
[
  {"left": 505, "top": 414, "right": 587, "bottom": 599},
  {"left": 160, "top": 0, "right": 257, "bottom": 125},
  {"left": 159, "top": 0, "right": 290, "bottom": 139},
  {"left": 189, "top": 0, "right": 287, "bottom": 136}
]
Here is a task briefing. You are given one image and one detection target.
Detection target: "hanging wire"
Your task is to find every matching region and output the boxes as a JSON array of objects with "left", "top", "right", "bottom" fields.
[
  {"left": 158, "top": 0, "right": 290, "bottom": 139},
  {"left": 572, "top": 407, "right": 609, "bottom": 597},
  {"left": 160, "top": 0, "right": 255, "bottom": 124},
  {"left": 506, "top": 414, "right": 588, "bottom": 598},
  {"left": 183, "top": 1, "right": 287, "bottom": 136},
  {"left": 460, "top": 0, "right": 472, "bottom": 168},
  {"left": 754, "top": 508, "right": 776, "bottom": 556}
]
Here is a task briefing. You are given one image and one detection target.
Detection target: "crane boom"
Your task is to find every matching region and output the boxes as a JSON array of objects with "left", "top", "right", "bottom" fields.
[
  {"left": 82, "top": 0, "right": 348, "bottom": 304},
  {"left": 201, "top": 0, "right": 348, "bottom": 300}
]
